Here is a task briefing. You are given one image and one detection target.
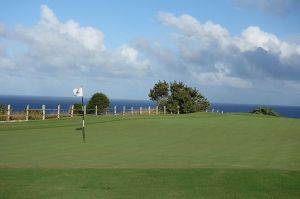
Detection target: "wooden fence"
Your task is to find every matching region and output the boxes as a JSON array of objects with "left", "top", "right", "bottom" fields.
[
  {"left": 0, "top": 104, "right": 185, "bottom": 122},
  {"left": 0, "top": 104, "right": 224, "bottom": 122}
]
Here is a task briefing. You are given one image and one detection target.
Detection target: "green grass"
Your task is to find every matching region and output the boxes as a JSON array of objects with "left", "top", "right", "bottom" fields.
[
  {"left": 1, "top": 168, "right": 299, "bottom": 199},
  {"left": 0, "top": 113, "right": 300, "bottom": 198}
]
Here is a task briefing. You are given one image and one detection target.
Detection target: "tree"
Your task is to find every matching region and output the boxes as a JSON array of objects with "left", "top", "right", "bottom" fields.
[
  {"left": 250, "top": 107, "right": 279, "bottom": 117},
  {"left": 72, "top": 103, "right": 83, "bottom": 115},
  {"left": 149, "top": 81, "right": 210, "bottom": 114},
  {"left": 87, "top": 92, "right": 109, "bottom": 114},
  {"left": 148, "top": 80, "right": 169, "bottom": 111},
  {"left": 148, "top": 80, "right": 169, "bottom": 102}
]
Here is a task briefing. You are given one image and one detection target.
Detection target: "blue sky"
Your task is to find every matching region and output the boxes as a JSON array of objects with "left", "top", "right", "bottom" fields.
[{"left": 1, "top": 0, "right": 300, "bottom": 105}]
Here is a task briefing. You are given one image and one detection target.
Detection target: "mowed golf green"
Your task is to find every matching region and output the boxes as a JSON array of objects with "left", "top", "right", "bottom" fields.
[{"left": 0, "top": 113, "right": 300, "bottom": 198}]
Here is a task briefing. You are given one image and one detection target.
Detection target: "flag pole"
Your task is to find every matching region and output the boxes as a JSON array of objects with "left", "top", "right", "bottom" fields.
[{"left": 82, "top": 95, "right": 85, "bottom": 143}]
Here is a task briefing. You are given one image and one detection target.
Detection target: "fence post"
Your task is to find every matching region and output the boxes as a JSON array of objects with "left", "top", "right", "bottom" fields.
[
  {"left": 131, "top": 107, "right": 133, "bottom": 115},
  {"left": 57, "top": 104, "right": 60, "bottom": 119},
  {"left": 26, "top": 105, "right": 29, "bottom": 121},
  {"left": 71, "top": 105, "right": 74, "bottom": 117},
  {"left": 139, "top": 107, "right": 142, "bottom": 115},
  {"left": 156, "top": 106, "right": 158, "bottom": 115},
  {"left": 42, "top": 105, "right": 45, "bottom": 120},
  {"left": 114, "top": 106, "right": 117, "bottom": 115},
  {"left": 123, "top": 106, "right": 125, "bottom": 116},
  {"left": 148, "top": 106, "right": 151, "bottom": 115},
  {"left": 84, "top": 105, "right": 86, "bottom": 117},
  {"left": 95, "top": 105, "right": 98, "bottom": 116},
  {"left": 163, "top": 106, "right": 166, "bottom": 115},
  {"left": 177, "top": 105, "right": 180, "bottom": 115},
  {"left": 7, "top": 104, "right": 10, "bottom": 121}
]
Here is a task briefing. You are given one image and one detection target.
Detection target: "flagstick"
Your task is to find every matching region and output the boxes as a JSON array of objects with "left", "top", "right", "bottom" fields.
[{"left": 82, "top": 95, "right": 85, "bottom": 143}]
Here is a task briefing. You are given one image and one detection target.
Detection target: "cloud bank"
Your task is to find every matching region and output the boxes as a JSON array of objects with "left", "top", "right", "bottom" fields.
[
  {"left": 1, "top": 5, "right": 149, "bottom": 80},
  {"left": 0, "top": 5, "right": 300, "bottom": 104},
  {"left": 134, "top": 12, "right": 300, "bottom": 89}
]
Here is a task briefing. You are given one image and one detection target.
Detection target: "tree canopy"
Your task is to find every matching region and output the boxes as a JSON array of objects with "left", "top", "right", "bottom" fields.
[
  {"left": 72, "top": 103, "right": 83, "bottom": 114},
  {"left": 149, "top": 80, "right": 169, "bottom": 102},
  {"left": 149, "top": 81, "right": 210, "bottom": 114},
  {"left": 87, "top": 92, "right": 109, "bottom": 114},
  {"left": 250, "top": 107, "right": 279, "bottom": 117}
]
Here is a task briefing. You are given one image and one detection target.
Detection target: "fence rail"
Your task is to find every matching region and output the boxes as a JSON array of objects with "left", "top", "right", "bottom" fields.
[{"left": 0, "top": 104, "right": 224, "bottom": 122}]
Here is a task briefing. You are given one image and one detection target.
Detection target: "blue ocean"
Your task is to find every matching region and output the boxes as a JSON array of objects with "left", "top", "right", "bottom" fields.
[{"left": 0, "top": 95, "right": 300, "bottom": 118}]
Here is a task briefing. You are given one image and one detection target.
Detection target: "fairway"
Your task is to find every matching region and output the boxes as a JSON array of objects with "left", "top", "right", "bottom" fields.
[{"left": 1, "top": 113, "right": 300, "bottom": 198}]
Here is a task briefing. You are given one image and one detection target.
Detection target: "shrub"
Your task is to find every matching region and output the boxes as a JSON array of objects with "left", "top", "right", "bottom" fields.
[
  {"left": 87, "top": 93, "right": 109, "bottom": 114},
  {"left": 72, "top": 103, "right": 83, "bottom": 115},
  {"left": 28, "top": 109, "right": 43, "bottom": 120},
  {"left": 149, "top": 81, "right": 210, "bottom": 114},
  {"left": 250, "top": 107, "right": 279, "bottom": 117}
]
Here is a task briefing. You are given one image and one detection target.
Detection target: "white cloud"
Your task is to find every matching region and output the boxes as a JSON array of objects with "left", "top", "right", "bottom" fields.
[
  {"left": 0, "top": 56, "right": 15, "bottom": 69},
  {"left": 39, "top": 4, "right": 104, "bottom": 51},
  {"left": 235, "top": 26, "right": 299, "bottom": 61},
  {"left": 235, "top": 26, "right": 280, "bottom": 52},
  {"left": 3, "top": 5, "right": 149, "bottom": 79},
  {"left": 40, "top": 4, "right": 59, "bottom": 24},
  {"left": 1, "top": 7, "right": 300, "bottom": 105},
  {"left": 151, "top": 13, "right": 299, "bottom": 85},
  {"left": 0, "top": 44, "right": 15, "bottom": 70},
  {"left": 192, "top": 63, "right": 252, "bottom": 88},
  {"left": 120, "top": 45, "right": 138, "bottom": 63},
  {"left": 159, "top": 12, "right": 230, "bottom": 49}
]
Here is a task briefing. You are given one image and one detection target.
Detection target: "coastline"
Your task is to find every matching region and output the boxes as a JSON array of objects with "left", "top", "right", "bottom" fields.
[{"left": 1, "top": 95, "right": 300, "bottom": 118}]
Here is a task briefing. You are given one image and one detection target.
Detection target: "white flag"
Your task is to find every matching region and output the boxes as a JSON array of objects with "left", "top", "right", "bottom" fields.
[{"left": 73, "top": 87, "right": 83, "bottom": 97}]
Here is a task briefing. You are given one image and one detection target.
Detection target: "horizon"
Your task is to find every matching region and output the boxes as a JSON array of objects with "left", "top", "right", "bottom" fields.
[
  {"left": 1, "top": 94, "right": 300, "bottom": 107},
  {"left": 1, "top": 0, "right": 300, "bottom": 106}
]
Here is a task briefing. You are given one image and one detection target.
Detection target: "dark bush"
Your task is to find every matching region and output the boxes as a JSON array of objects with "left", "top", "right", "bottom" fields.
[
  {"left": 72, "top": 103, "right": 83, "bottom": 115},
  {"left": 149, "top": 81, "right": 210, "bottom": 114},
  {"left": 250, "top": 107, "right": 279, "bottom": 117},
  {"left": 87, "top": 93, "right": 109, "bottom": 114}
]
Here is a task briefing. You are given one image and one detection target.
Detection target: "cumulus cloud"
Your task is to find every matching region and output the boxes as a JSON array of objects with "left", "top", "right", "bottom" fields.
[
  {"left": 234, "top": 0, "right": 300, "bottom": 15},
  {"left": 0, "top": 36, "right": 15, "bottom": 70},
  {"left": 1, "top": 5, "right": 149, "bottom": 79},
  {"left": 0, "top": 53, "right": 15, "bottom": 70},
  {"left": 38, "top": 5, "right": 105, "bottom": 51},
  {"left": 235, "top": 26, "right": 300, "bottom": 59},
  {"left": 1, "top": 7, "right": 300, "bottom": 104},
  {"left": 191, "top": 65, "right": 252, "bottom": 88},
  {"left": 134, "top": 12, "right": 300, "bottom": 88}
]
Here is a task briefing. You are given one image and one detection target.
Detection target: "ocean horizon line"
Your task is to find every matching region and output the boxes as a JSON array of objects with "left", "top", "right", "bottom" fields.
[
  {"left": 1, "top": 95, "right": 300, "bottom": 118},
  {"left": 0, "top": 94, "right": 299, "bottom": 108}
]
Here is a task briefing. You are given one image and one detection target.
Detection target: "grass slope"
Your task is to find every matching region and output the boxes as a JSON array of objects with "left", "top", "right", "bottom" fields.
[
  {"left": 1, "top": 168, "right": 299, "bottom": 199},
  {"left": 0, "top": 113, "right": 300, "bottom": 198}
]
